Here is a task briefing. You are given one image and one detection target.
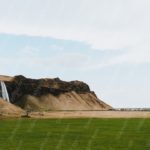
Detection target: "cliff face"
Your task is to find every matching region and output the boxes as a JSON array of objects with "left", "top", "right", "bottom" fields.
[{"left": 1, "top": 75, "right": 112, "bottom": 111}]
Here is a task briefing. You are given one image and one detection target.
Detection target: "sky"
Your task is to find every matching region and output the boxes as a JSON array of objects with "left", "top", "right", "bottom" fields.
[{"left": 0, "top": 0, "right": 150, "bottom": 108}]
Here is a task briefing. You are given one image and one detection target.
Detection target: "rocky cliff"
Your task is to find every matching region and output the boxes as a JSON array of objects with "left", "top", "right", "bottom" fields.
[{"left": 1, "top": 75, "right": 112, "bottom": 111}]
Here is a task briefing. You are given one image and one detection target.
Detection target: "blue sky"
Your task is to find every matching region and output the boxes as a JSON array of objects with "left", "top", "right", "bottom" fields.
[{"left": 0, "top": 0, "right": 150, "bottom": 107}]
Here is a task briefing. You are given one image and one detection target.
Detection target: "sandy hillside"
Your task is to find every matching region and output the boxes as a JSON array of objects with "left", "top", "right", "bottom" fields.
[
  {"left": 17, "top": 92, "right": 111, "bottom": 111},
  {"left": 0, "top": 98, "right": 24, "bottom": 117}
]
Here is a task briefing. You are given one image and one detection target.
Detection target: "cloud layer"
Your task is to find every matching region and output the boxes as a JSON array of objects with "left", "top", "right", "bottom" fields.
[
  {"left": 0, "top": 0, "right": 150, "bottom": 48},
  {"left": 0, "top": 0, "right": 150, "bottom": 67}
]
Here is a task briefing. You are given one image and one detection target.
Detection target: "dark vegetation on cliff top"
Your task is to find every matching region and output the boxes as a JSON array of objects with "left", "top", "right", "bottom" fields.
[{"left": 6, "top": 75, "right": 96, "bottom": 103}]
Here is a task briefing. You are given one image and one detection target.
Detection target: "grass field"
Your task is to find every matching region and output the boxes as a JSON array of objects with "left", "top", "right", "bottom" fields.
[{"left": 0, "top": 118, "right": 150, "bottom": 150}]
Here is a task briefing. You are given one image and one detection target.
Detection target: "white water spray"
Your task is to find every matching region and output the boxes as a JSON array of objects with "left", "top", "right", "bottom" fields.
[{"left": 0, "top": 81, "right": 10, "bottom": 103}]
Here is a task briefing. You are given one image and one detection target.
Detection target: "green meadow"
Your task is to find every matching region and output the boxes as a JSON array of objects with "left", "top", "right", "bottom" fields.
[{"left": 0, "top": 118, "right": 150, "bottom": 150}]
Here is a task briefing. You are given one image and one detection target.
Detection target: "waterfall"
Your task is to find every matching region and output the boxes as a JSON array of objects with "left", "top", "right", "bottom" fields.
[{"left": 0, "top": 81, "right": 10, "bottom": 103}]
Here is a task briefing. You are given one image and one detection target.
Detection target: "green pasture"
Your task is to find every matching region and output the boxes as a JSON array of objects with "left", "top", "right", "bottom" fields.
[{"left": 0, "top": 118, "right": 150, "bottom": 150}]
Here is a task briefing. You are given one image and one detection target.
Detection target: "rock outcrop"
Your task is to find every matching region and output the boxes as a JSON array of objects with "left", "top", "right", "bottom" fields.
[{"left": 1, "top": 75, "right": 112, "bottom": 111}]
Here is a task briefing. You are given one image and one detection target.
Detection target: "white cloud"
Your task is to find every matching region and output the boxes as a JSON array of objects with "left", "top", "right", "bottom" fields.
[
  {"left": 0, "top": 0, "right": 150, "bottom": 67},
  {"left": 85, "top": 48, "right": 150, "bottom": 70}
]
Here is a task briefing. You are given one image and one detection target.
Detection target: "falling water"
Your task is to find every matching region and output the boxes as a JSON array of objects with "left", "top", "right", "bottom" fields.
[{"left": 0, "top": 81, "right": 10, "bottom": 103}]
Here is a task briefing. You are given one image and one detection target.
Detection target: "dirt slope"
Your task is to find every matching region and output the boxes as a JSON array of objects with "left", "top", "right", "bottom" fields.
[
  {"left": 17, "top": 92, "right": 111, "bottom": 111},
  {"left": 0, "top": 98, "right": 24, "bottom": 117}
]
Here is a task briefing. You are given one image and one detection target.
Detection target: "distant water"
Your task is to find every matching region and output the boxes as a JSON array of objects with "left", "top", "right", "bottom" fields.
[{"left": 0, "top": 81, "right": 10, "bottom": 103}]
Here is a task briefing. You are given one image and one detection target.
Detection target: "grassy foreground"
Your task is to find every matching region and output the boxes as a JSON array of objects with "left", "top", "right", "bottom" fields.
[{"left": 0, "top": 118, "right": 150, "bottom": 150}]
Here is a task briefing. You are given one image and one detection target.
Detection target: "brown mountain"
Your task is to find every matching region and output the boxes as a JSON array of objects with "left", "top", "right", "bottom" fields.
[{"left": 0, "top": 75, "right": 112, "bottom": 111}]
